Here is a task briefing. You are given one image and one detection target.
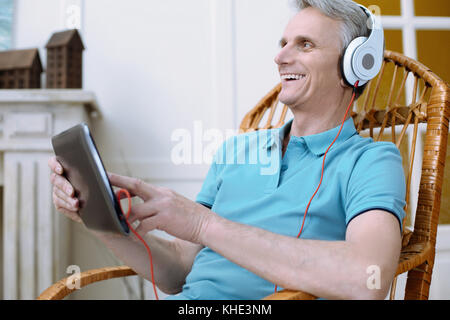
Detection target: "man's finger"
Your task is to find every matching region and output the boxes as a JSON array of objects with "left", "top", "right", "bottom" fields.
[
  {"left": 51, "top": 173, "right": 75, "bottom": 197},
  {"left": 125, "top": 202, "right": 157, "bottom": 224},
  {"left": 54, "top": 186, "right": 78, "bottom": 210},
  {"left": 53, "top": 194, "right": 82, "bottom": 223},
  {"left": 53, "top": 191, "right": 74, "bottom": 212},
  {"left": 108, "top": 172, "right": 157, "bottom": 199},
  {"left": 135, "top": 216, "right": 158, "bottom": 237},
  {"left": 48, "top": 156, "right": 64, "bottom": 174}
]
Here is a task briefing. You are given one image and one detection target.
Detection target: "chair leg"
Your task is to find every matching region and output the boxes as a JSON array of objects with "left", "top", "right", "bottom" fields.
[{"left": 404, "top": 260, "right": 434, "bottom": 300}]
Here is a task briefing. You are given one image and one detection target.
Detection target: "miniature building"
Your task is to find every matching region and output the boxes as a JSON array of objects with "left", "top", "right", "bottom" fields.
[
  {"left": 45, "top": 29, "right": 85, "bottom": 88},
  {"left": 0, "top": 48, "right": 43, "bottom": 89}
]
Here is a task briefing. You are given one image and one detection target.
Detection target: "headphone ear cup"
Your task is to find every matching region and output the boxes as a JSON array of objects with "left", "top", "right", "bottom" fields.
[
  {"left": 339, "top": 53, "right": 352, "bottom": 88},
  {"left": 341, "top": 36, "right": 368, "bottom": 87}
]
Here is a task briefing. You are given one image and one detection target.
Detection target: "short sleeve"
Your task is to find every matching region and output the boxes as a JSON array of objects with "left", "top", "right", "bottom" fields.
[
  {"left": 345, "top": 142, "right": 406, "bottom": 231},
  {"left": 195, "top": 140, "right": 226, "bottom": 208},
  {"left": 195, "top": 161, "right": 218, "bottom": 208}
]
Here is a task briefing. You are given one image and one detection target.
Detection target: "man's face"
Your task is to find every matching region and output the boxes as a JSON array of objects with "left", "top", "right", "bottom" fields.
[{"left": 275, "top": 7, "right": 345, "bottom": 108}]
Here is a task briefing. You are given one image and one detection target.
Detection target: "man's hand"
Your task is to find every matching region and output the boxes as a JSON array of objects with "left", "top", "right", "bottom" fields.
[
  {"left": 48, "top": 156, "right": 82, "bottom": 224},
  {"left": 109, "top": 173, "right": 212, "bottom": 244}
]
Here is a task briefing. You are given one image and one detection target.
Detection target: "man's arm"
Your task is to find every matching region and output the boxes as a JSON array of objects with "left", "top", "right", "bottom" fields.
[
  {"left": 93, "top": 231, "right": 203, "bottom": 295},
  {"left": 200, "top": 208, "right": 401, "bottom": 300},
  {"left": 48, "top": 156, "right": 202, "bottom": 295}
]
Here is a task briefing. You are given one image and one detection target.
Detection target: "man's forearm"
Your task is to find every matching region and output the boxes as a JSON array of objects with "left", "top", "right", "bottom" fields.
[
  {"left": 200, "top": 213, "right": 378, "bottom": 299},
  {"left": 92, "top": 230, "right": 187, "bottom": 294}
]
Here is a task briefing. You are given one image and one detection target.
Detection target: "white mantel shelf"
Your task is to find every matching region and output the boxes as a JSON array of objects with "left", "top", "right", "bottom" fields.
[
  {"left": 0, "top": 89, "right": 100, "bottom": 116},
  {"left": 0, "top": 89, "right": 100, "bottom": 299},
  {"left": 0, "top": 90, "right": 101, "bottom": 152}
]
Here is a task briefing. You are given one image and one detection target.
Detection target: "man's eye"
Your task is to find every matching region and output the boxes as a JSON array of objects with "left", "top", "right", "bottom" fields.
[{"left": 296, "top": 41, "right": 313, "bottom": 50}]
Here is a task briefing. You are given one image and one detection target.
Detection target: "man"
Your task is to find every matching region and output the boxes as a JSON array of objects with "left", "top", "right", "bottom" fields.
[{"left": 49, "top": 0, "right": 406, "bottom": 300}]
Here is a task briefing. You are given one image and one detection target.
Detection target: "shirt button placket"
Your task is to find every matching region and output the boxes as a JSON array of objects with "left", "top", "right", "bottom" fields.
[{"left": 263, "top": 139, "right": 281, "bottom": 194}]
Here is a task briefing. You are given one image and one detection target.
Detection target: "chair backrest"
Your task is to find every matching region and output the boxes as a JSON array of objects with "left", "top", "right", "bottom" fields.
[{"left": 239, "top": 50, "right": 450, "bottom": 299}]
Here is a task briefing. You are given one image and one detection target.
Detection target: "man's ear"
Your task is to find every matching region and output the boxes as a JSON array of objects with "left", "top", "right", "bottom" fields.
[{"left": 340, "top": 78, "right": 348, "bottom": 88}]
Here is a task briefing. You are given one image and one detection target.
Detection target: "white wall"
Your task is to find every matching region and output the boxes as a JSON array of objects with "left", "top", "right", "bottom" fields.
[
  {"left": 10, "top": 0, "right": 450, "bottom": 300},
  {"left": 10, "top": 0, "right": 295, "bottom": 299},
  {"left": 234, "top": 0, "right": 293, "bottom": 122}
]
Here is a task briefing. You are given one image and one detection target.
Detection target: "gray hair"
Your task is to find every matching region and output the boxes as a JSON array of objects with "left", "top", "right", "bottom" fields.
[{"left": 293, "top": 0, "right": 370, "bottom": 52}]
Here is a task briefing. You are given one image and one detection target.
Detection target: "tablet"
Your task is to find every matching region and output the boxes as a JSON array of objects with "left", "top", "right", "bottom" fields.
[{"left": 51, "top": 123, "right": 130, "bottom": 236}]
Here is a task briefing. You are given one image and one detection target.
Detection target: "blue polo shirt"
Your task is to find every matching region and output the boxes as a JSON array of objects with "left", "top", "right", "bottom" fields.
[{"left": 167, "top": 117, "right": 406, "bottom": 300}]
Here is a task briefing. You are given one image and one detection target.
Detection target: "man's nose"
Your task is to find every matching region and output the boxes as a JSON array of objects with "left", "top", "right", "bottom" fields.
[{"left": 274, "top": 45, "right": 293, "bottom": 66}]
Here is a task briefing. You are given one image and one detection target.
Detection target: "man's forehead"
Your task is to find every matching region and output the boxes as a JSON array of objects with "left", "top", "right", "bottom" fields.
[{"left": 281, "top": 7, "right": 341, "bottom": 43}]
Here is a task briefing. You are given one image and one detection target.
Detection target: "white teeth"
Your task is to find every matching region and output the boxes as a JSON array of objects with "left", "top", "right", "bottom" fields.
[{"left": 281, "top": 74, "right": 305, "bottom": 80}]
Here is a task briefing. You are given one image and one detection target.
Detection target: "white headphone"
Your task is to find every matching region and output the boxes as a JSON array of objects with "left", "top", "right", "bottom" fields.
[{"left": 341, "top": 4, "right": 385, "bottom": 87}]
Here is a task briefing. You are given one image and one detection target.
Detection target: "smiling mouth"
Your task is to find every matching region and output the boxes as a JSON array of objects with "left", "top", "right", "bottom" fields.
[{"left": 280, "top": 73, "right": 306, "bottom": 82}]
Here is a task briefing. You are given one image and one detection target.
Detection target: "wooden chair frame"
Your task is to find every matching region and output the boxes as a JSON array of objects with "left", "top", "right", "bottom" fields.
[{"left": 38, "top": 51, "right": 450, "bottom": 300}]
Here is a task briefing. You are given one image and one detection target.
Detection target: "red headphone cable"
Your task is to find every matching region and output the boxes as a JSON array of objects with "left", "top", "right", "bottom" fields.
[
  {"left": 116, "top": 188, "right": 160, "bottom": 300},
  {"left": 274, "top": 81, "right": 359, "bottom": 293}
]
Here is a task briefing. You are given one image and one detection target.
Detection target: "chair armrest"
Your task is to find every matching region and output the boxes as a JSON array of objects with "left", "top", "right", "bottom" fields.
[
  {"left": 38, "top": 264, "right": 318, "bottom": 300},
  {"left": 37, "top": 266, "right": 137, "bottom": 300},
  {"left": 396, "top": 241, "right": 434, "bottom": 276},
  {"left": 263, "top": 289, "right": 317, "bottom": 300}
]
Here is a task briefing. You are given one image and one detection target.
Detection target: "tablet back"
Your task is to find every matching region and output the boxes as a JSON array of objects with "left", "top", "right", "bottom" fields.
[{"left": 51, "top": 123, "right": 129, "bottom": 235}]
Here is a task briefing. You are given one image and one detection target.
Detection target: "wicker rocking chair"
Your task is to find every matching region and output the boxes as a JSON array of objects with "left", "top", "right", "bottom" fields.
[{"left": 38, "top": 50, "right": 450, "bottom": 300}]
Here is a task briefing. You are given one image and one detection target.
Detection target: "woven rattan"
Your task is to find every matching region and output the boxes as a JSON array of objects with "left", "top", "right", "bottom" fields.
[{"left": 38, "top": 50, "right": 450, "bottom": 300}]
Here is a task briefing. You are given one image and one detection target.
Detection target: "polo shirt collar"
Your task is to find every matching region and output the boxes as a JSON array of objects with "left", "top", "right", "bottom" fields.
[{"left": 263, "top": 117, "right": 357, "bottom": 156}]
